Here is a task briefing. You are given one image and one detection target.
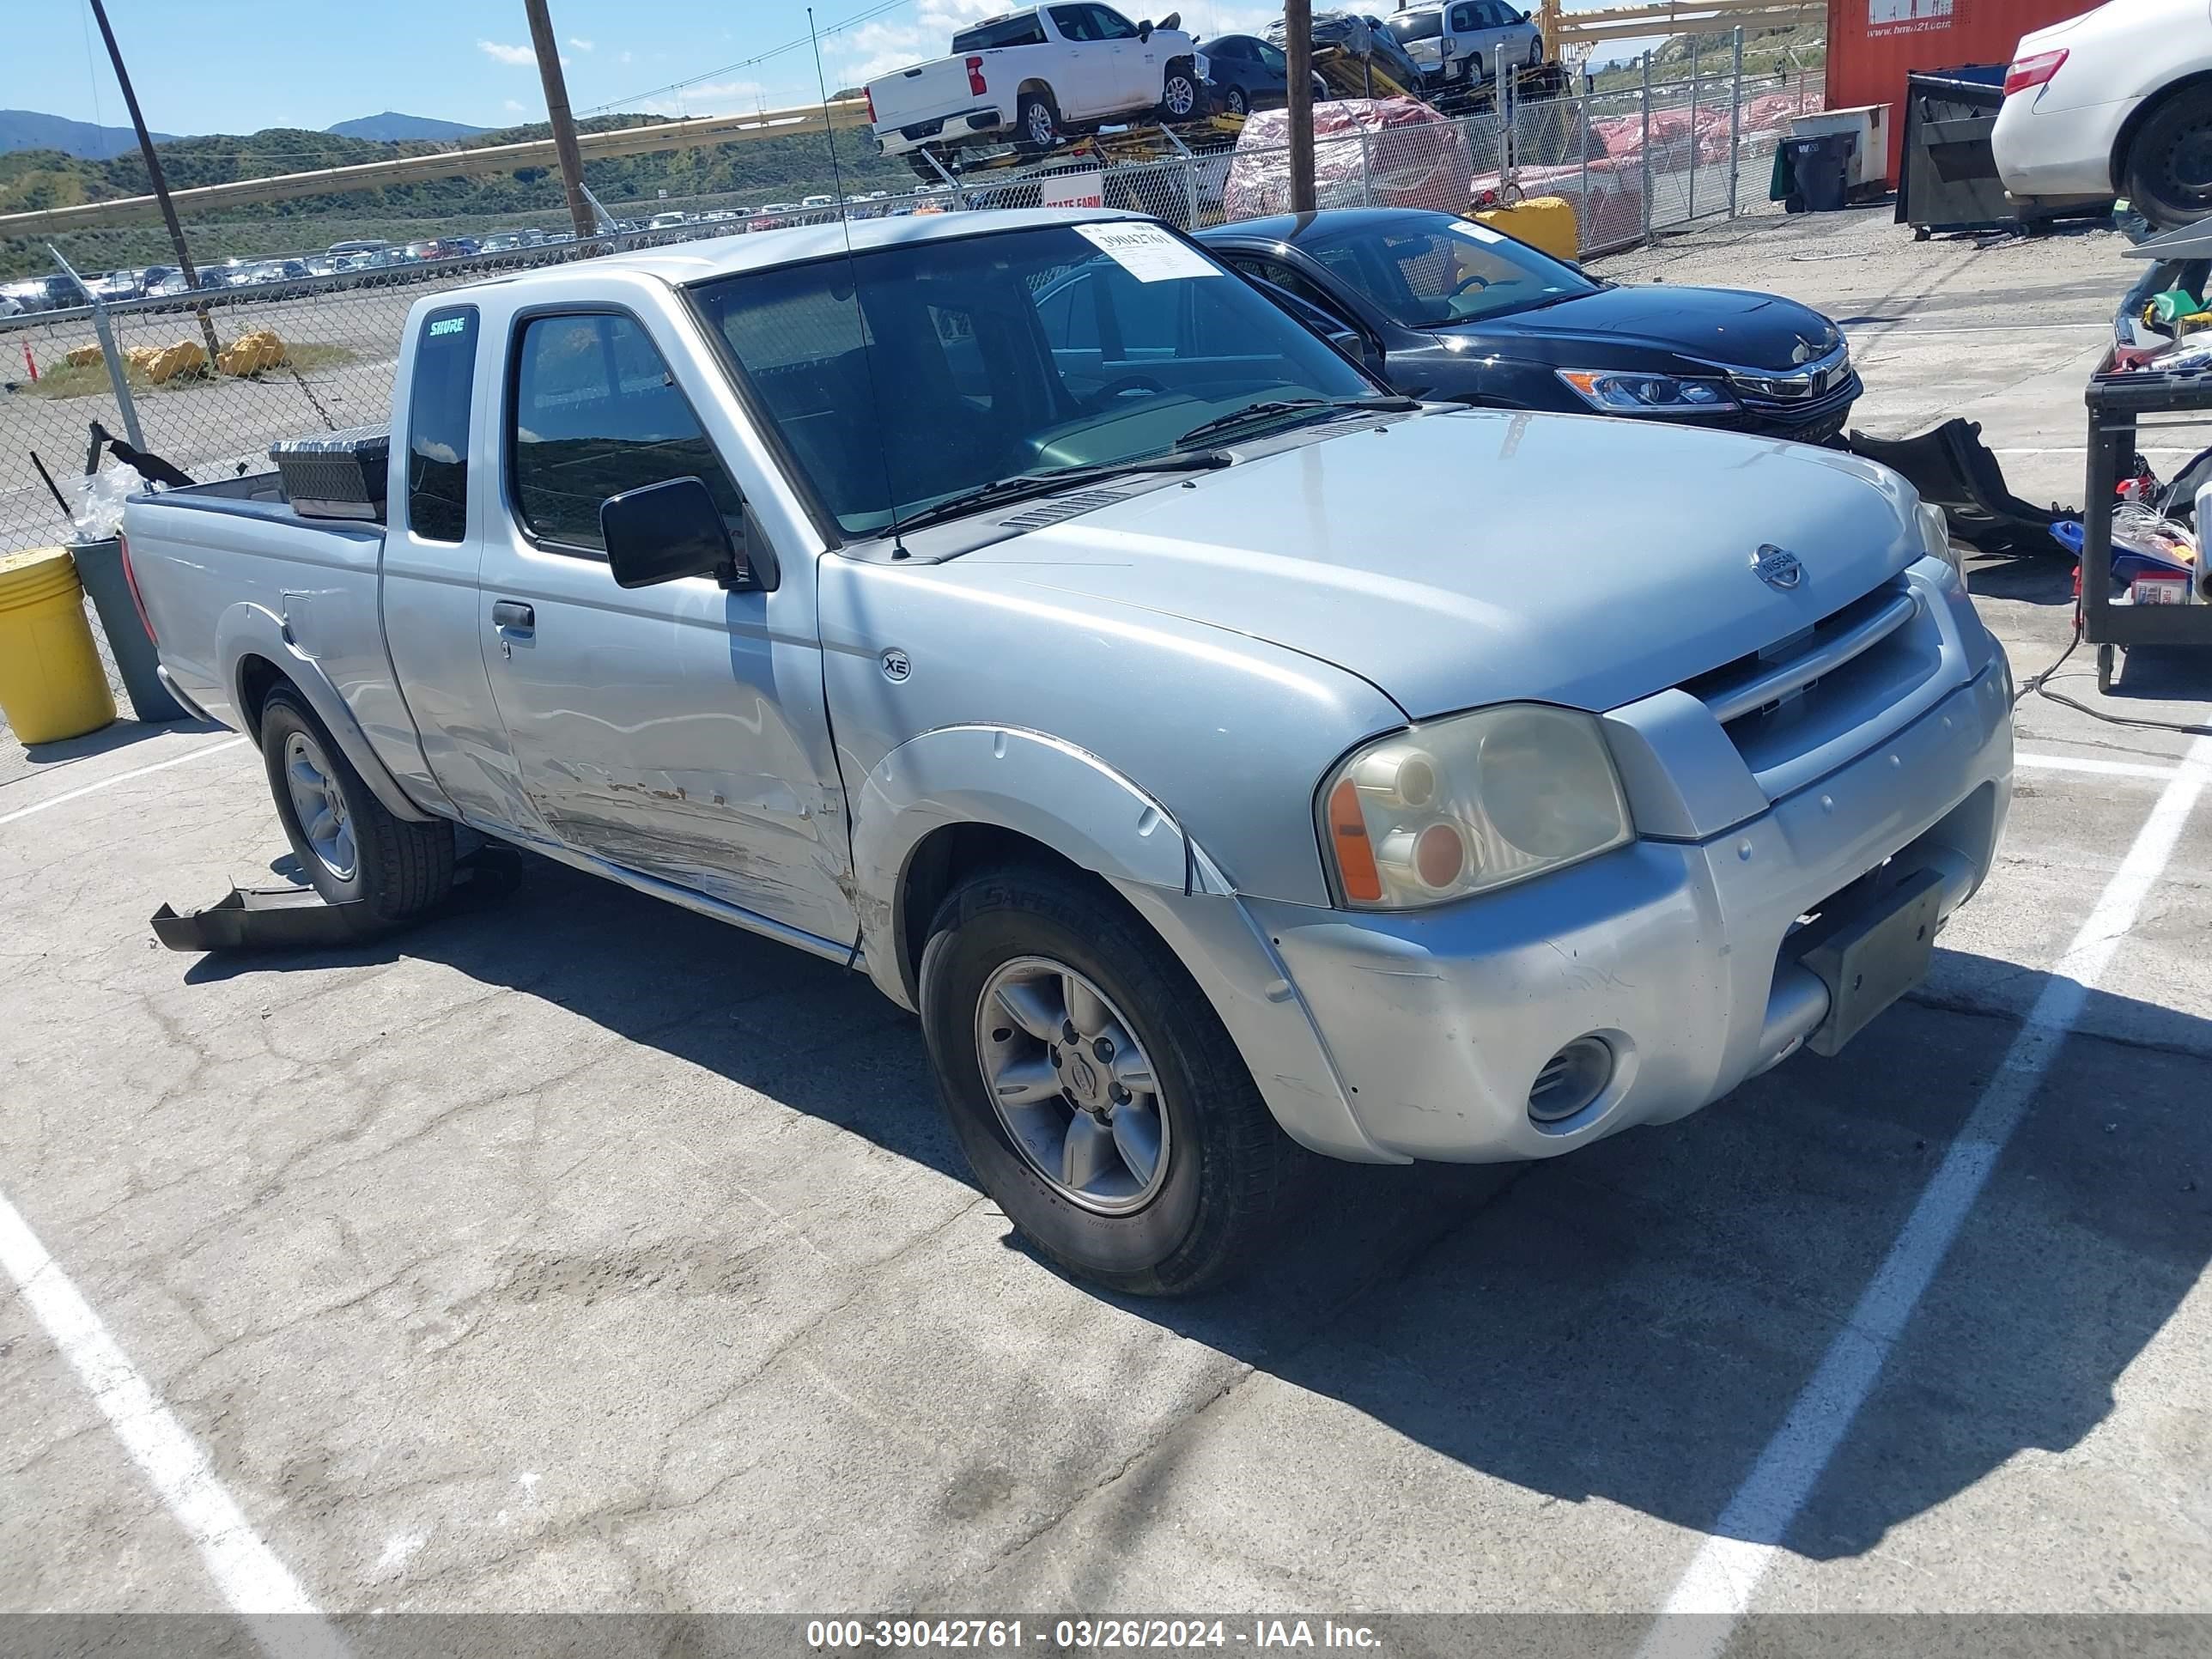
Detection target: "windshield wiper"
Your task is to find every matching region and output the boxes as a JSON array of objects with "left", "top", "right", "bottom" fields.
[
  {"left": 1173, "top": 394, "right": 1419, "bottom": 450},
  {"left": 890, "top": 450, "right": 1232, "bottom": 535}
]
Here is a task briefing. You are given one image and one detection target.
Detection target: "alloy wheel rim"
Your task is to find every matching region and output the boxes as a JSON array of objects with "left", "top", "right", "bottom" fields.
[
  {"left": 974, "top": 955, "right": 1170, "bottom": 1215},
  {"left": 283, "top": 732, "right": 357, "bottom": 880},
  {"left": 1029, "top": 105, "right": 1054, "bottom": 145},
  {"left": 1228, "top": 88, "right": 1247, "bottom": 114},
  {"left": 1166, "top": 76, "right": 1195, "bottom": 116}
]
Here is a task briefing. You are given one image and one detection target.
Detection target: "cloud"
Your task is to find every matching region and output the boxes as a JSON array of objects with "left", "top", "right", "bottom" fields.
[
  {"left": 832, "top": 0, "right": 1006, "bottom": 84},
  {"left": 617, "top": 49, "right": 634, "bottom": 64},
  {"left": 569, "top": 36, "right": 595, "bottom": 51},
  {"left": 503, "top": 99, "right": 527, "bottom": 113},
  {"left": 478, "top": 40, "right": 536, "bottom": 65}
]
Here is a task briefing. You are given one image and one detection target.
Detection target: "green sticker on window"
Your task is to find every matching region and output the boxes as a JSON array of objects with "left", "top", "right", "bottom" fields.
[{"left": 428, "top": 316, "right": 467, "bottom": 337}]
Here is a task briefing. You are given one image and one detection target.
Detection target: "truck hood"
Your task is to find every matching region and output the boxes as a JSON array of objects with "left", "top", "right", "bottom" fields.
[{"left": 944, "top": 407, "right": 1923, "bottom": 719}]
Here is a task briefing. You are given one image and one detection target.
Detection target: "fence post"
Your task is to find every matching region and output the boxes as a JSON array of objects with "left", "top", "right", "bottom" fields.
[
  {"left": 1639, "top": 51, "right": 1653, "bottom": 242},
  {"left": 1162, "top": 125, "right": 1200, "bottom": 228},
  {"left": 1687, "top": 33, "right": 1700, "bottom": 220},
  {"left": 1729, "top": 27, "right": 1744, "bottom": 217},
  {"left": 1577, "top": 90, "right": 1590, "bottom": 253},
  {"left": 49, "top": 246, "right": 144, "bottom": 453}
]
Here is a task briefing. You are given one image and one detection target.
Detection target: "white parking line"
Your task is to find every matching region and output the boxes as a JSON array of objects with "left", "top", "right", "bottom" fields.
[
  {"left": 0, "top": 1191, "right": 344, "bottom": 1657},
  {"left": 2016, "top": 751, "right": 2180, "bottom": 781},
  {"left": 0, "top": 738, "right": 245, "bottom": 828},
  {"left": 1638, "top": 732, "right": 2212, "bottom": 1658}
]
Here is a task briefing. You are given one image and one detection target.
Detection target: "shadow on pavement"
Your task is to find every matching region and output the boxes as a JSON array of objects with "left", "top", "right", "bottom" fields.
[{"left": 176, "top": 847, "right": 2212, "bottom": 1563}]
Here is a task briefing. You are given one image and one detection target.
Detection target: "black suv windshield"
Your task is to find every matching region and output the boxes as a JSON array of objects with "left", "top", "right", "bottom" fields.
[
  {"left": 1298, "top": 210, "right": 1601, "bottom": 328},
  {"left": 690, "top": 221, "right": 1378, "bottom": 538}
]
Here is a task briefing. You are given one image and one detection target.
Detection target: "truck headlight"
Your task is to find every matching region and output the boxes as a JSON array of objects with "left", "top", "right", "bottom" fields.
[
  {"left": 1556, "top": 368, "right": 1737, "bottom": 414},
  {"left": 1917, "top": 497, "right": 1966, "bottom": 587},
  {"left": 1319, "top": 705, "right": 1634, "bottom": 910}
]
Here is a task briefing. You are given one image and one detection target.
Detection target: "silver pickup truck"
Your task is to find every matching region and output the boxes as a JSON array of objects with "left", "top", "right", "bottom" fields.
[{"left": 124, "top": 208, "right": 2013, "bottom": 1293}]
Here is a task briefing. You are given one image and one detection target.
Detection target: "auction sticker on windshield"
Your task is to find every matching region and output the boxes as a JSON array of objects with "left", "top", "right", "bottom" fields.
[
  {"left": 1448, "top": 220, "right": 1507, "bottom": 243},
  {"left": 1075, "top": 222, "right": 1222, "bottom": 283}
]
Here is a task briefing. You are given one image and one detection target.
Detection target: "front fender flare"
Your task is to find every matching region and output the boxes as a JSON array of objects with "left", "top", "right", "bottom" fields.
[
  {"left": 849, "top": 725, "right": 1395, "bottom": 1164},
  {"left": 216, "top": 603, "right": 434, "bottom": 823}
]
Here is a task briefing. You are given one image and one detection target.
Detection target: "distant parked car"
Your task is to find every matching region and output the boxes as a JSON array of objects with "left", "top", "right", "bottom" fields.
[
  {"left": 1201, "top": 207, "right": 1860, "bottom": 443},
  {"left": 647, "top": 210, "right": 690, "bottom": 230},
  {"left": 1268, "top": 12, "right": 1425, "bottom": 95},
  {"left": 0, "top": 292, "right": 22, "bottom": 318},
  {"left": 1199, "top": 33, "right": 1328, "bottom": 117},
  {"left": 1382, "top": 0, "right": 1543, "bottom": 88},
  {"left": 1993, "top": 0, "right": 2212, "bottom": 229}
]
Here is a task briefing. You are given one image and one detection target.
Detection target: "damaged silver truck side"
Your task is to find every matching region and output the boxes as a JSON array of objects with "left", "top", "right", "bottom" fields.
[{"left": 124, "top": 209, "right": 2013, "bottom": 1293}]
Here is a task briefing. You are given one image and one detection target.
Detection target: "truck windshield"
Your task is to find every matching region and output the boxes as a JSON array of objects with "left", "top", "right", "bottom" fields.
[
  {"left": 689, "top": 221, "right": 1379, "bottom": 538},
  {"left": 1296, "top": 210, "right": 1600, "bottom": 328}
]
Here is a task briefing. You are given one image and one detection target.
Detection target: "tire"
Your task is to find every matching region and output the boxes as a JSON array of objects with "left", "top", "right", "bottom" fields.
[
  {"left": 1159, "top": 62, "right": 1200, "bottom": 124},
  {"left": 258, "top": 685, "right": 453, "bottom": 933},
  {"left": 2124, "top": 83, "right": 2212, "bottom": 230},
  {"left": 1017, "top": 89, "right": 1061, "bottom": 156},
  {"left": 1225, "top": 85, "right": 1249, "bottom": 118},
  {"left": 918, "top": 864, "right": 1307, "bottom": 1296},
  {"left": 1470, "top": 53, "right": 1486, "bottom": 87}
]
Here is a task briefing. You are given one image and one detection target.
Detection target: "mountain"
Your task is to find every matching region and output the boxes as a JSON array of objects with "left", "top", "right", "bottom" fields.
[
  {"left": 0, "top": 109, "right": 180, "bottom": 160},
  {"left": 327, "top": 112, "right": 489, "bottom": 143}
]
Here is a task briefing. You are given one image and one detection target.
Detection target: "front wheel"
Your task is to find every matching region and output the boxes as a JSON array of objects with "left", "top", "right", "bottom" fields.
[
  {"left": 1224, "top": 84, "right": 1249, "bottom": 118},
  {"left": 919, "top": 866, "right": 1306, "bottom": 1295},
  {"left": 1159, "top": 62, "right": 1200, "bottom": 123},
  {"left": 259, "top": 685, "right": 453, "bottom": 933},
  {"left": 2124, "top": 84, "right": 2212, "bottom": 229}
]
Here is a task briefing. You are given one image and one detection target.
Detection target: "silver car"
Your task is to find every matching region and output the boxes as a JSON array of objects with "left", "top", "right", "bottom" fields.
[
  {"left": 1385, "top": 0, "right": 1545, "bottom": 85},
  {"left": 123, "top": 210, "right": 2011, "bottom": 1295}
]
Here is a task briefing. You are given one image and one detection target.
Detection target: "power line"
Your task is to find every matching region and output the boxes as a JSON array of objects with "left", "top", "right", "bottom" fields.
[{"left": 578, "top": 0, "right": 915, "bottom": 115}]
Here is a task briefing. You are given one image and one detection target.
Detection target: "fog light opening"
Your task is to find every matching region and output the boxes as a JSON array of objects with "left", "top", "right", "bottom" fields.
[{"left": 1528, "top": 1036, "right": 1614, "bottom": 1125}]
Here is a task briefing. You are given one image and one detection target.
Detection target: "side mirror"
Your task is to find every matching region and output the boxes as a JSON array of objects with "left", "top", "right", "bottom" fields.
[
  {"left": 600, "top": 477, "right": 779, "bottom": 592},
  {"left": 1138, "top": 19, "right": 1154, "bottom": 40},
  {"left": 1326, "top": 325, "right": 1372, "bottom": 368}
]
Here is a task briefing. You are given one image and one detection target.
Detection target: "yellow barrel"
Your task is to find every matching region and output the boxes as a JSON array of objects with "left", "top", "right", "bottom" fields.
[{"left": 0, "top": 547, "right": 117, "bottom": 744}]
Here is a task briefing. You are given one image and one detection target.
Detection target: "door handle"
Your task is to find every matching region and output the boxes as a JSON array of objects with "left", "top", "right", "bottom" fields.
[{"left": 491, "top": 600, "right": 534, "bottom": 632}]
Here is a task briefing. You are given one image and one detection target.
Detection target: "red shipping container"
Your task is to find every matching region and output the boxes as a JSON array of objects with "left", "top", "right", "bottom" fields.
[{"left": 1825, "top": 0, "right": 2090, "bottom": 183}]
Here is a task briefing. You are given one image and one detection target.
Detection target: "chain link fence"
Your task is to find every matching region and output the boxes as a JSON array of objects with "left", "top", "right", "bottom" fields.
[{"left": 0, "top": 49, "right": 1825, "bottom": 563}]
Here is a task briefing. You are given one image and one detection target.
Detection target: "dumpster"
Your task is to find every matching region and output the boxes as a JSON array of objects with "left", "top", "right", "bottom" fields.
[
  {"left": 70, "top": 538, "right": 185, "bottom": 722},
  {"left": 1896, "top": 66, "right": 2012, "bottom": 237},
  {"left": 1783, "top": 133, "right": 1856, "bottom": 213},
  {"left": 0, "top": 547, "right": 116, "bottom": 744}
]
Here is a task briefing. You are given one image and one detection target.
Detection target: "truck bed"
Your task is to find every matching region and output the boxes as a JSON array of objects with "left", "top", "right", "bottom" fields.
[{"left": 122, "top": 475, "right": 387, "bottom": 734}]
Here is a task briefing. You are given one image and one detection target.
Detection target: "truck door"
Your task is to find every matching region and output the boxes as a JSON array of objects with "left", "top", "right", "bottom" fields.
[
  {"left": 476, "top": 307, "right": 858, "bottom": 949},
  {"left": 1044, "top": 3, "right": 1115, "bottom": 116},
  {"left": 380, "top": 302, "right": 537, "bottom": 830}
]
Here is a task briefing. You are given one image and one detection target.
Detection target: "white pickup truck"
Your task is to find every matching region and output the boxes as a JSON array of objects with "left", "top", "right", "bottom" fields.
[{"left": 866, "top": 3, "right": 1201, "bottom": 168}]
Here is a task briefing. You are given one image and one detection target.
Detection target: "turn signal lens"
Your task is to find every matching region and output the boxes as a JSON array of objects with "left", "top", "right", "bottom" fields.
[
  {"left": 1327, "top": 776, "right": 1383, "bottom": 903},
  {"left": 2004, "top": 48, "right": 2067, "bottom": 97},
  {"left": 1319, "top": 706, "right": 1632, "bottom": 910}
]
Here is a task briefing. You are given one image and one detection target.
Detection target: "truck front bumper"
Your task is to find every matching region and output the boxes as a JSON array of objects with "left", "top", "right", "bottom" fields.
[{"left": 1194, "top": 656, "right": 2012, "bottom": 1164}]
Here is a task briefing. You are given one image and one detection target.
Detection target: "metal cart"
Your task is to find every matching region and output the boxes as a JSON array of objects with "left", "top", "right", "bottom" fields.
[
  {"left": 2083, "top": 222, "right": 2212, "bottom": 692},
  {"left": 2081, "top": 369, "right": 2212, "bottom": 692}
]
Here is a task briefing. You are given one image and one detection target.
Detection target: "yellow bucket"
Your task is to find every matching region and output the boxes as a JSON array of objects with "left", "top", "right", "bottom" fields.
[
  {"left": 0, "top": 547, "right": 117, "bottom": 744},
  {"left": 1474, "top": 196, "right": 1581, "bottom": 264}
]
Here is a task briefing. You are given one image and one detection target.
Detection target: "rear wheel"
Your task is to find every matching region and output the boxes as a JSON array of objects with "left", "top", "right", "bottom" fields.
[
  {"left": 918, "top": 865, "right": 1306, "bottom": 1295},
  {"left": 1017, "top": 89, "right": 1062, "bottom": 155},
  {"left": 259, "top": 685, "right": 453, "bottom": 933},
  {"left": 2124, "top": 84, "right": 2212, "bottom": 229}
]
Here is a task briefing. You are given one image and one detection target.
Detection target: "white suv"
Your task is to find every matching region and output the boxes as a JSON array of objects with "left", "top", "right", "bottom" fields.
[{"left": 1994, "top": 0, "right": 2212, "bottom": 228}]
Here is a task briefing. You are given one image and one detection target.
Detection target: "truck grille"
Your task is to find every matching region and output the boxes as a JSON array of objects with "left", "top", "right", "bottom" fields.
[{"left": 1680, "top": 574, "right": 1946, "bottom": 799}]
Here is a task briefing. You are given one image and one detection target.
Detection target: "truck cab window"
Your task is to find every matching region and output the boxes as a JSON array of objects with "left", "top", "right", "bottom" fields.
[
  {"left": 509, "top": 311, "right": 745, "bottom": 556},
  {"left": 406, "top": 306, "right": 477, "bottom": 543}
]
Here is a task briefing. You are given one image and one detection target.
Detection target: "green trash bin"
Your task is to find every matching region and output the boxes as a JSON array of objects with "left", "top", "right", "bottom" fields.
[{"left": 70, "top": 538, "right": 186, "bottom": 722}]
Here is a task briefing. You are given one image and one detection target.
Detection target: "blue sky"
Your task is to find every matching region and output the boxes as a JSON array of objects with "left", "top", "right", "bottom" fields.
[{"left": 15, "top": 0, "right": 1307, "bottom": 135}]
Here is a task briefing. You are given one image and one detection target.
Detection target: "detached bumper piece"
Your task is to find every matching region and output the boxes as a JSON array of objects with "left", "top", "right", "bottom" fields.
[
  {"left": 1841, "top": 417, "right": 2077, "bottom": 556},
  {"left": 151, "top": 844, "right": 521, "bottom": 953}
]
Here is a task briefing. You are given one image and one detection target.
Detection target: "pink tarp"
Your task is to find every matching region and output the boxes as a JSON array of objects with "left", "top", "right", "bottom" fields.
[{"left": 1224, "top": 97, "right": 1474, "bottom": 220}]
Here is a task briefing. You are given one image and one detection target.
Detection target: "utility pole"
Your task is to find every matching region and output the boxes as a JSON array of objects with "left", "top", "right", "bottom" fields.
[
  {"left": 524, "top": 0, "right": 599, "bottom": 240},
  {"left": 88, "top": 0, "right": 219, "bottom": 362},
  {"left": 1285, "top": 0, "right": 1316, "bottom": 213}
]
